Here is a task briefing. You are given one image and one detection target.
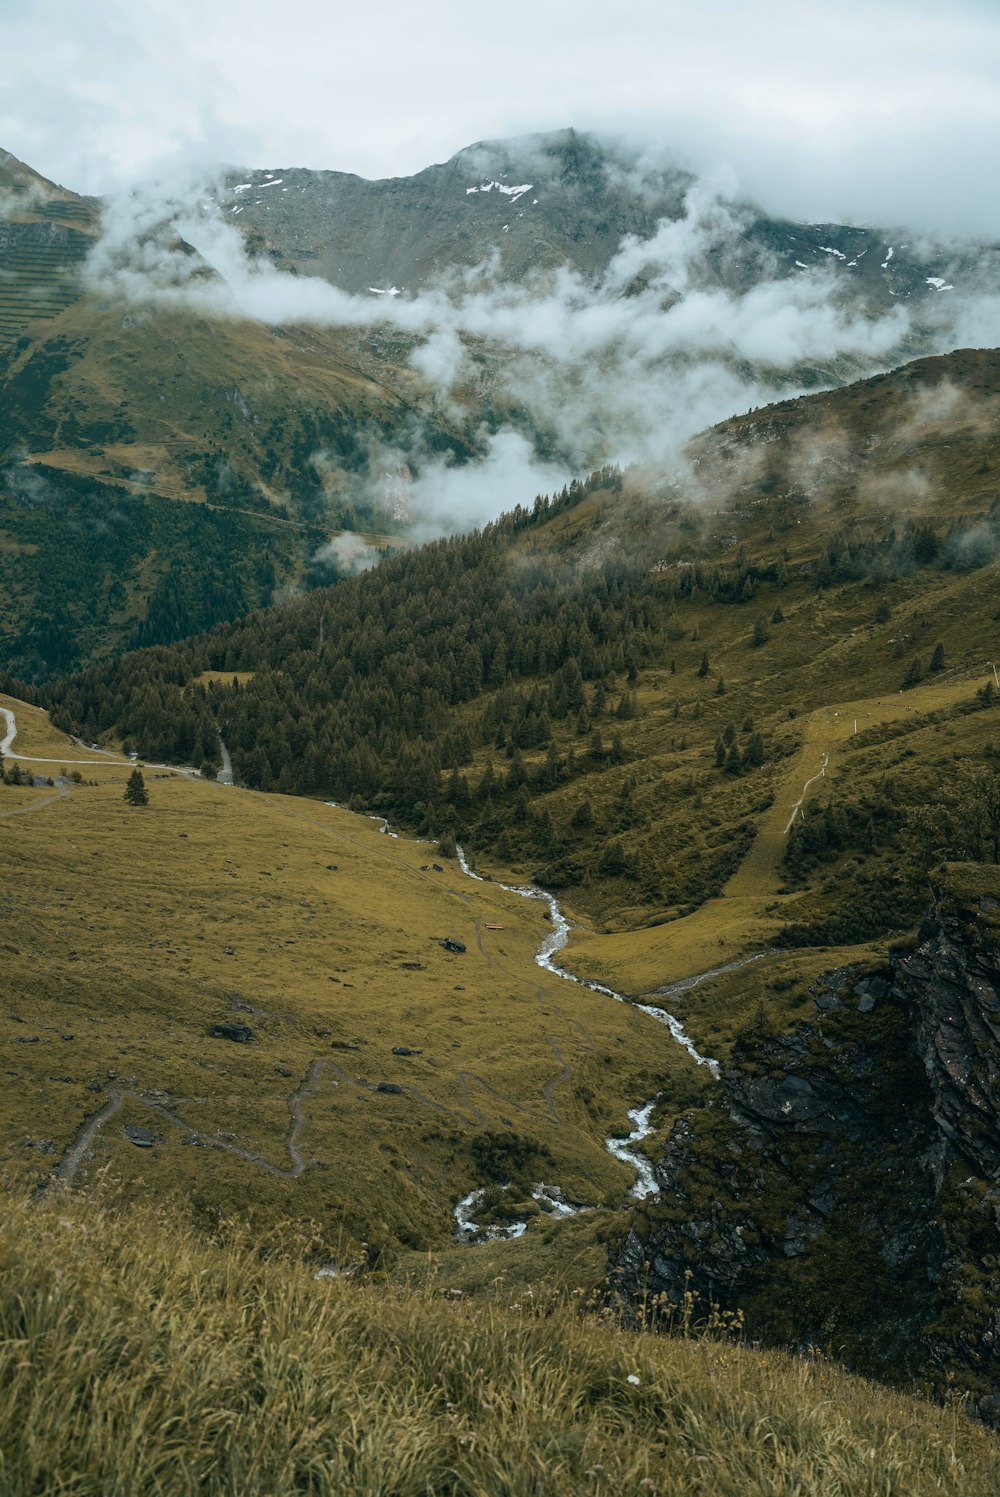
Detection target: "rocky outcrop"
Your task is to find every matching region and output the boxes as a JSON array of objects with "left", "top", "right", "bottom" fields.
[
  {"left": 903, "top": 892, "right": 1000, "bottom": 1176},
  {"left": 610, "top": 871, "right": 1000, "bottom": 1410}
]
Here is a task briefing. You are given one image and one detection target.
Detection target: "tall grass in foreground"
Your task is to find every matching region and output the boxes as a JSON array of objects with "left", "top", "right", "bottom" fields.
[{"left": 0, "top": 1188, "right": 996, "bottom": 1496}]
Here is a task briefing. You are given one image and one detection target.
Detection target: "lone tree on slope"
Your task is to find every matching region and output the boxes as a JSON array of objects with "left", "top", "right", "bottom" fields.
[{"left": 124, "top": 768, "right": 149, "bottom": 806}]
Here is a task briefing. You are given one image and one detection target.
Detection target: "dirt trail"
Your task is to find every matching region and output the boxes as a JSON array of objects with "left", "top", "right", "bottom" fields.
[
  {"left": 560, "top": 672, "right": 990, "bottom": 999},
  {"left": 0, "top": 780, "right": 70, "bottom": 819},
  {"left": 1, "top": 704, "right": 201, "bottom": 779}
]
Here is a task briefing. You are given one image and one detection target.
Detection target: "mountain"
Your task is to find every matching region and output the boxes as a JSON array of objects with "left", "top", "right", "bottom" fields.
[
  {"left": 3, "top": 131, "right": 999, "bottom": 681},
  {"left": 6, "top": 338, "right": 1000, "bottom": 1420},
  {"left": 217, "top": 127, "right": 981, "bottom": 306},
  {"left": 0, "top": 153, "right": 472, "bottom": 677}
]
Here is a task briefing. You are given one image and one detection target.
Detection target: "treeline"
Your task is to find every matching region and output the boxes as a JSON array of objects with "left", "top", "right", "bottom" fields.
[
  {"left": 815, "top": 506, "right": 1000, "bottom": 587},
  {"left": 36, "top": 474, "right": 1000, "bottom": 911},
  {"left": 0, "top": 466, "right": 313, "bottom": 680},
  {"left": 45, "top": 473, "right": 658, "bottom": 821}
]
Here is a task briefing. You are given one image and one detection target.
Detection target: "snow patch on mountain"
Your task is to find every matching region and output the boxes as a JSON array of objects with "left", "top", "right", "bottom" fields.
[{"left": 467, "top": 181, "right": 533, "bottom": 203}]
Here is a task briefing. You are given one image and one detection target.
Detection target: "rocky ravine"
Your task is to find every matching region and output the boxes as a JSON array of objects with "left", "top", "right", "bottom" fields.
[{"left": 610, "top": 865, "right": 1000, "bottom": 1415}]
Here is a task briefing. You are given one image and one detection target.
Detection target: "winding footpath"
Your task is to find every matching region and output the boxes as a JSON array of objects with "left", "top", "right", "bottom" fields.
[
  {"left": 783, "top": 753, "right": 830, "bottom": 834},
  {"left": 1, "top": 706, "right": 201, "bottom": 779}
]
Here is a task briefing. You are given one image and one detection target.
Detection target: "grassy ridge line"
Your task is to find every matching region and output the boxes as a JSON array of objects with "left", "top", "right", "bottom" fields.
[{"left": 1, "top": 1188, "right": 996, "bottom": 1497}]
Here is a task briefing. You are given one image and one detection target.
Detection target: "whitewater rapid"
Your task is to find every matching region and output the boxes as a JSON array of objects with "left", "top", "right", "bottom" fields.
[
  {"left": 450, "top": 842, "right": 722, "bottom": 1233},
  {"left": 455, "top": 844, "right": 719, "bottom": 1078}
]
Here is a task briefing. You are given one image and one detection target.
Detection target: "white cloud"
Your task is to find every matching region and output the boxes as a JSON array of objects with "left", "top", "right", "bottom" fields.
[{"left": 77, "top": 160, "right": 1000, "bottom": 536}]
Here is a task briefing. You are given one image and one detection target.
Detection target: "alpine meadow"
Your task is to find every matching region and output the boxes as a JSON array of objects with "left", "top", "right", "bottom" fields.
[{"left": 4, "top": 9, "right": 1000, "bottom": 1489}]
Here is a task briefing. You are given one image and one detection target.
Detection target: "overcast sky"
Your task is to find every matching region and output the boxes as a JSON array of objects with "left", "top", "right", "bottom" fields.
[{"left": 3, "top": 0, "right": 1000, "bottom": 233}]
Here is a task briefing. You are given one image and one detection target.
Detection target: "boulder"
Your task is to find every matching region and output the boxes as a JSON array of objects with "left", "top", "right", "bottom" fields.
[{"left": 209, "top": 1022, "right": 254, "bottom": 1043}]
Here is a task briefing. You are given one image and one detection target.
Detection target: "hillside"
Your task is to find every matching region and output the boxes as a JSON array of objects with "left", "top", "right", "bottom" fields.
[
  {"left": 0, "top": 148, "right": 100, "bottom": 343},
  {"left": 44, "top": 345, "right": 1000, "bottom": 944},
  {"left": 4, "top": 1187, "right": 997, "bottom": 1496},
  {"left": 0, "top": 693, "right": 705, "bottom": 1260},
  {"left": 0, "top": 246, "right": 469, "bottom": 676},
  {"left": 0, "top": 150, "right": 474, "bottom": 679},
  {"left": 3, "top": 131, "right": 997, "bottom": 679},
  {"left": 5, "top": 343, "right": 1000, "bottom": 1403}
]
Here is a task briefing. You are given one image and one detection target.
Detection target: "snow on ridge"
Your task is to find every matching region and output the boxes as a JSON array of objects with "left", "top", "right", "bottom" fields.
[
  {"left": 467, "top": 180, "right": 533, "bottom": 203},
  {"left": 233, "top": 177, "right": 282, "bottom": 195},
  {"left": 881, "top": 246, "right": 894, "bottom": 268},
  {"left": 926, "top": 276, "right": 954, "bottom": 291},
  {"left": 818, "top": 246, "right": 847, "bottom": 260},
  {"left": 368, "top": 286, "right": 402, "bottom": 297}
]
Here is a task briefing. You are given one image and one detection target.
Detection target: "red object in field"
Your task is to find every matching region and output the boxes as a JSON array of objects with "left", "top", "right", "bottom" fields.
[{"left": 486, "top": 923, "right": 504, "bottom": 930}]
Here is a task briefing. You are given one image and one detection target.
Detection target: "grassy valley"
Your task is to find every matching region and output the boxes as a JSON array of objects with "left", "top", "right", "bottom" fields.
[
  {"left": 0, "top": 694, "right": 709, "bottom": 1262},
  {"left": 6, "top": 340, "right": 1000, "bottom": 1483}
]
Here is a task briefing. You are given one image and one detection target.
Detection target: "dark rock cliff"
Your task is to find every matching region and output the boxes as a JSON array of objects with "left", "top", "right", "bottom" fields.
[
  {"left": 904, "top": 885, "right": 1000, "bottom": 1178},
  {"left": 610, "top": 865, "right": 1000, "bottom": 1412}
]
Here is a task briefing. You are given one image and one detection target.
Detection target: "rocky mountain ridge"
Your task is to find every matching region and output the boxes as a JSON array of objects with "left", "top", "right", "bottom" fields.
[{"left": 216, "top": 129, "right": 986, "bottom": 308}]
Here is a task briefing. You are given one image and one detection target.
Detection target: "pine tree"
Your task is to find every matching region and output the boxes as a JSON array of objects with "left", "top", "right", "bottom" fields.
[
  {"left": 124, "top": 768, "right": 149, "bottom": 806},
  {"left": 902, "top": 656, "right": 923, "bottom": 689}
]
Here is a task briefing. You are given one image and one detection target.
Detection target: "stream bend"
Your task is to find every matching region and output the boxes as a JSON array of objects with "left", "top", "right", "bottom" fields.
[{"left": 452, "top": 843, "right": 722, "bottom": 1228}]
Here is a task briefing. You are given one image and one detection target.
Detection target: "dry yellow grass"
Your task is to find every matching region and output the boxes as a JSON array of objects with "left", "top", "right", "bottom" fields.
[
  {"left": 0, "top": 1186, "right": 996, "bottom": 1497},
  {"left": 1, "top": 694, "right": 710, "bottom": 1258}
]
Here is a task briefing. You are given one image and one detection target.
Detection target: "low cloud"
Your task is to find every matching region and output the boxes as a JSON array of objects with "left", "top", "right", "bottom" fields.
[
  {"left": 78, "top": 163, "right": 1000, "bottom": 532},
  {"left": 310, "top": 531, "right": 382, "bottom": 576}
]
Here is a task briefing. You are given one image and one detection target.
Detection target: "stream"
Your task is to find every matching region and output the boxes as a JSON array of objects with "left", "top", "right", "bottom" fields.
[{"left": 452, "top": 843, "right": 722, "bottom": 1238}]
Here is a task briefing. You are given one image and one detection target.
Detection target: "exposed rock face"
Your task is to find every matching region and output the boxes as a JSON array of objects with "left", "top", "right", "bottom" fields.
[
  {"left": 903, "top": 899, "right": 1000, "bottom": 1176},
  {"left": 610, "top": 872, "right": 1000, "bottom": 1410}
]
